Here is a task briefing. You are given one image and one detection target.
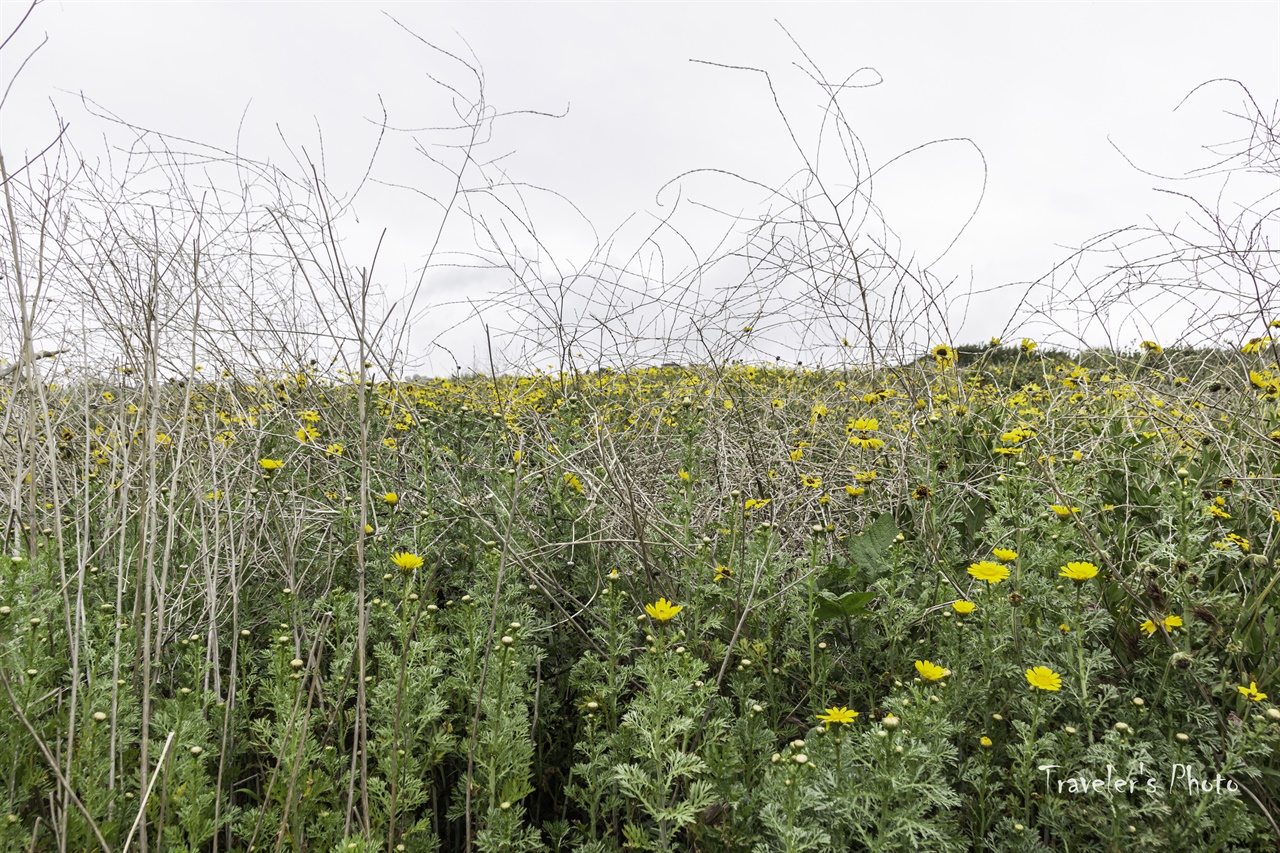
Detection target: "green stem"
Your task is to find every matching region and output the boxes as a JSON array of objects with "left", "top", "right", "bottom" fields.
[
  {"left": 808, "top": 537, "right": 819, "bottom": 690},
  {"left": 1024, "top": 693, "right": 1043, "bottom": 823}
]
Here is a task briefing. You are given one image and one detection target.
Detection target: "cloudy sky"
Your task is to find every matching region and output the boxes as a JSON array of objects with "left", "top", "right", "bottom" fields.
[{"left": 2, "top": 1, "right": 1277, "bottom": 373}]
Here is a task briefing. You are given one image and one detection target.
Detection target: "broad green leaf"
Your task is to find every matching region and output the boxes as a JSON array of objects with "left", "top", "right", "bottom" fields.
[
  {"left": 846, "top": 512, "right": 898, "bottom": 581},
  {"left": 814, "top": 590, "right": 876, "bottom": 620}
]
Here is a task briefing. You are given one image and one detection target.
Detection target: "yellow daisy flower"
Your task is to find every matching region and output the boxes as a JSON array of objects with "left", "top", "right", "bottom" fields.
[
  {"left": 967, "top": 561, "right": 1009, "bottom": 584},
  {"left": 1238, "top": 681, "right": 1268, "bottom": 702},
  {"left": 816, "top": 706, "right": 858, "bottom": 729},
  {"left": 390, "top": 552, "right": 423, "bottom": 572},
  {"left": 644, "top": 598, "right": 683, "bottom": 622},
  {"left": 1059, "top": 561, "right": 1099, "bottom": 582},
  {"left": 1025, "top": 666, "right": 1062, "bottom": 691},
  {"left": 914, "top": 660, "right": 947, "bottom": 681}
]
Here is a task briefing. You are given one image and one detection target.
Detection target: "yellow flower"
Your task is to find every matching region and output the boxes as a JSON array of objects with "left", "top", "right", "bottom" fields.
[
  {"left": 849, "top": 417, "right": 879, "bottom": 432},
  {"left": 296, "top": 426, "right": 319, "bottom": 443},
  {"left": 1139, "top": 614, "right": 1183, "bottom": 635},
  {"left": 789, "top": 449, "right": 804, "bottom": 462},
  {"left": 1212, "top": 534, "right": 1250, "bottom": 552},
  {"left": 644, "top": 598, "right": 683, "bottom": 622},
  {"left": 1242, "top": 336, "right": 1272, "bottom": 354},
  {"left": 932, "top": 344, "right": 957, "bottom": 367},
  {"left": 1001, "top": 427, "right": 1034, "bottom": 444},
  {"left": 844, "top": 485, "right": 865, "bottom": 497},
  {"left": 967, "top": 561, "right": 1009, "bottom": 584},
  {"left": 713, "top": 564, "right": 732, "bottom": 582},
  {"left": 1025, "top": 666, "right": 1062, "bottom": 691},
  {"left": 381, "top": 437, "right": 397, "bottom": 450},
  {"left": 952, "top": 600, "right": 976, "bottom": 614},
  {"left": 862, "top": 389, "right": 891, "bottom": 404},
  {"left": 1205, "top": 505, "right": 1232, "bottom": 519},
  {"left": 259, "top": 458, "right": 283, "bottom": 471},
  {"left": 1238, "top": 681, "right": 1268, "bottom": 702},
  {"left": 678, "top": 469, "right": 691, "bottom": 482},
  {"left": 992, "top": 548, "right": 1018, "bottom": 562},
  {"left": 383, "top": 492, "right": 399, "bottom": 505},
  {"left": 1248, "top": 370, "right": 1280, "bottom": 394},
  {"left": 390, "top": 552, "right": 423, "bottom": 572},
  {"left": 564, "top": 472, "right": 584, "bottom": 494},
  {"left": 326, "top": 443, "right": 344, "bottom": 456},
  {"left": 816, "top": 706, "right": 858, "bottom": 729},
  {"left": 1059, "top": 561, "right": 1099, "bottom": 582},
  {"left": 979, "top": 735, "right": 993, "bottom": 747},
  {"left": 743, "top": 498, "right": 771, "bottom": 513},
  {"left": 802, "top": 474, "right": 823, "bottom": 489},
  {"left": 1021, "top": 338, "right": 1038, "bottom": 354},
  {"left": 511, "top": 450, "right": 522, "bottom": 463},
  {"left": 1140, "top": 340, "right": 1163, "bottom": 354},
  {"left": 914, "top": 660, "right": 946, "bottom": 681},
  {"left": 1049, "top": 505, "right": 1080, "bottom": 518}
]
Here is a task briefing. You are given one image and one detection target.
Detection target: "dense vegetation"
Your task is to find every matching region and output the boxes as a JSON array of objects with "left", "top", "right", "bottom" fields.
[{"left": 2, "top": 341, "right": 1279, "bottom": 851}]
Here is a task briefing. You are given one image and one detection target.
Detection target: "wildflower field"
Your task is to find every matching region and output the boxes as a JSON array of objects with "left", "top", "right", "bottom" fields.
[
  {"left": 3, "top": 341, "right": 1280, "bottom": 852},
  {"left": 2, "top": 5, "right": 1277, "bottom": 847}
]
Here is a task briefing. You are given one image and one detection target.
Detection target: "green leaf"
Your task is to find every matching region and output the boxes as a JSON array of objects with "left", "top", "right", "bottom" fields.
[
  {"left": 846, "top": 513, "right": 898, "bottom": 582},
  {"left": 1246, "top": 622, "right": 1265, "bottom": 656},
  {"left": 951, "top": 493, "right": 988, "bottom": 551},
  {"left": 814, "top": 590, "right": 876, "bottom": 620},
  {"left": 819, "top": 552, "right": 853, "bottom": 590},
  {"left": 865, "top": 512, "right": 899, "bottom": 550}
]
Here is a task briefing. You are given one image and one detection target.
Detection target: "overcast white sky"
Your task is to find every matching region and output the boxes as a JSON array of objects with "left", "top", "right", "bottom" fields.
[{"left": 1, "top": 1, "right": 1277, "bottom": 373}]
